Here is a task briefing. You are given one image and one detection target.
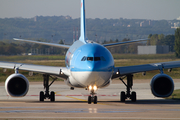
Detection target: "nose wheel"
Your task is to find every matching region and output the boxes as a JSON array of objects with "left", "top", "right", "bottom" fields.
[
  {"left": 88, "top": 85, "right": 98, "bottom": 104},
  {"left": 88, "top": 95, "right": 97, "bottom": 104}
]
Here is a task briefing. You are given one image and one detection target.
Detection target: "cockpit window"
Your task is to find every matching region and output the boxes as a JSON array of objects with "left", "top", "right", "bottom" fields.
[
  {"left": 81, "top": 56, "right": 106, "bottom": 61},
  {"left": 87, "top": 57, "right": 93, "bottom": 61},
  {"left": 101, "top": 56, "right": 106, "bottom": 61},
  {"left": 81, "top": 56, "right": 86, "bottom": 61},
  {"left": 94, "top": 57, "right": 101, "bottom": 61}
]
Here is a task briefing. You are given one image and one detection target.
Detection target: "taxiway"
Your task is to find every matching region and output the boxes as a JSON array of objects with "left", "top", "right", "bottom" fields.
[{"left": 0, "top": 80, "right": 180, "bottom": 120}]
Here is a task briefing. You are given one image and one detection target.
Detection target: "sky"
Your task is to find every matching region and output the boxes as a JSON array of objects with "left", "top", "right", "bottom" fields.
[{"left": 0, "top": 0, "right": 180, "bottom": 20}]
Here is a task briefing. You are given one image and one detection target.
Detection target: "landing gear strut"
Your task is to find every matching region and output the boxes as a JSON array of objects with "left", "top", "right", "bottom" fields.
[
  {"left": 88, "top": 86, "right": 98, "bottom": 104},
  {"left": 39, "top": 74, "right": 57, "bottom": 102},
  {"left": 119, "top": 74, "right": 136, "bottom": 102}
]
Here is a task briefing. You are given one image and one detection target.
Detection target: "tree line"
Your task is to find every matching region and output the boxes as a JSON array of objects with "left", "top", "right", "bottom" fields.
[
  {"left": 102, "top": 32, "right": 178, "bottom": 54},
  {"left": 0, "top": 16, "right": 178, "bottom": 44},
  {"left": 0, "top": 29, "right": 179, "bottom": 56},
  {"left": 175, "top": 28, "right": 180, "bottom": 57},
  {"left": 147, "top": 34, "right": 175, "bottom": 52}
]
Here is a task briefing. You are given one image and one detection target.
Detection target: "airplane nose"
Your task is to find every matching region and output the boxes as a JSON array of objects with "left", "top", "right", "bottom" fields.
[
  {"left": 87, "top": 61, "right": 100, "bottom": 71},
  {"left": 71, "top": 60, "right": 113, "bottom": 87}
]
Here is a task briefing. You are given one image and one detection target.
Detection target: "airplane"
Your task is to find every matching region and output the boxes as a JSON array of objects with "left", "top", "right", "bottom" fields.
[{"left": 0, "top": 0, "right": 180, "bottom": 104}]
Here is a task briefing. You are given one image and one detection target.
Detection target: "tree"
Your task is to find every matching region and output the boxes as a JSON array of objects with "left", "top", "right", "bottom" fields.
[
  {"left": 59, "top": 39, "right": 64, "bottom": 44},
  {"left": 162, "top": 35, "right": 175, "bottom": 52},
  {"left": 157, "top": 34, "right": 165, "bottom": 45},
  {"left": 147, "top": 34, "right": 165, "bottom": 45},
  {"left": 148, "top": 34, "right": 152, "bottom": 38},
  {"left": 174, "top": 28, "right": 180, "bottom": 57},
  {"left": 147, "top": 34, "right": 158, "bottom": 45}
]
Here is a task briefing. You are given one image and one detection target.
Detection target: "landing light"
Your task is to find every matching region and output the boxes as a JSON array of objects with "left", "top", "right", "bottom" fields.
[
  {"left": 89, "top": 85, "right": 92, "bottom": 90},
  {"left": 89, "top": 85, "right": 97, "bottom": 91},
  {"left": 93, "top": 85, "right": 97, "bottom": 91}
]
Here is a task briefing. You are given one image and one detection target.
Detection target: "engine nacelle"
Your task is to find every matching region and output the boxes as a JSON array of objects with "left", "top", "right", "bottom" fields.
[
  {"left": 150, "top": 74, "right": 174, "bottom": 98},
  {"left": 5, "top": 73, "right": 29, "bottom": 97}
]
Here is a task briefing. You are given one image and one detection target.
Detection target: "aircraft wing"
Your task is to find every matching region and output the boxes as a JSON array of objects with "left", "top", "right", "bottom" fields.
[
  {"left": 13, "top": 38, "right": 70, "bottom": 49},
  {"left": 112, "top": 61, "right": 180, "bottom": 79},
  {"left": 0, "top": 61, "right": 69, "bottom": 79},
  {"left": 103, "top": 39, "right": 149, "bottom": 47}
]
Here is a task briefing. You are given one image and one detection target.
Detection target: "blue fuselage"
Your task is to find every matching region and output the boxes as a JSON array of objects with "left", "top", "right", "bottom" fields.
[{"left": 65, "top": 41, "right": 114, "bottom": 88}]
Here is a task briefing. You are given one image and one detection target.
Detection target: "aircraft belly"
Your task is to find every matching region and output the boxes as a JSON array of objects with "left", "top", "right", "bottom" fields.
[{"left": 71, "top": 71, "right": 111, "bottom": 88}]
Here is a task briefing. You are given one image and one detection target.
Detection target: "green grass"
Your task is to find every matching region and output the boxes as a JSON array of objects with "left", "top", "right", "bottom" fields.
[
  {"left": 113, "top": 54, "right": 177, "bottom": 60},
  {"left": 167, "top": 89, "right": 180, "bottom": 100}
]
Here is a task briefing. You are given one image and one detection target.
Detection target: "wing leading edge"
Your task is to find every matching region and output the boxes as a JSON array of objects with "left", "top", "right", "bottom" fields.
[
  {"left": 112, "top": 61, "right": 180, "bottom": 79},
  {"left": 0, "top": 61, "right": 69, "bottom": 79}
]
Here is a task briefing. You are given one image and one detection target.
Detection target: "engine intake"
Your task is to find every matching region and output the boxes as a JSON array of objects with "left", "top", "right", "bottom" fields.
[
  {"left": 5, "top": 73, "right": 29, "bottom": 97},
  {"left": 150, "top": 74, "right": 174, "bottom": 98}
]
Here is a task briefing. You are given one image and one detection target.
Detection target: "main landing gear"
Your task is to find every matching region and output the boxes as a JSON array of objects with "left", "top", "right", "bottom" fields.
[
  {"left": 119, "top": 74, "right": 137, "bottom": 102},
  {"left": 39, "top": 74, "right": 57, "bottom": 102},
  {"left": 88, "top": 85, "right": 98, "bottom": 104}
]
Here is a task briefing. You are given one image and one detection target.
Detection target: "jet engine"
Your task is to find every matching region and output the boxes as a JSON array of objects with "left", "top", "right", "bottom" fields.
[
  {"left": 5, "top": 73, "right": 29, "bottom": 97},
  {"left": 150, "top": 74, "right": 174, "bottom": 98}
]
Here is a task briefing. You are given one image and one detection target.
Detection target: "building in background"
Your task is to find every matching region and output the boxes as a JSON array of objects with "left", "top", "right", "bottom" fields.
[{"left": 138, "top": 45, "right": 169, "bottom": 54}]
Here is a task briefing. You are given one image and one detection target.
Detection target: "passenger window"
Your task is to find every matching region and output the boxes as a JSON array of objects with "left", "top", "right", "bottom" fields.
[
  {"left": 94, "top": 57, "right": 101, "bottom": 61},
  {"left": 87, "top": 57, "right": 93, "bottom": 61}
]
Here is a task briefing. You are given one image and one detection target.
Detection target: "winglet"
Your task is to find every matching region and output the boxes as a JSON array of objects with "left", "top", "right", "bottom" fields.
[{"left": 79, "top": 0, "right": 87, "bottom": 44}]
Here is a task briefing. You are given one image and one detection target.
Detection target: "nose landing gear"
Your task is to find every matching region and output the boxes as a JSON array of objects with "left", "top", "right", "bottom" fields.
[{"left": 88, "top": 85, "right": 98, "bottom": 104}]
